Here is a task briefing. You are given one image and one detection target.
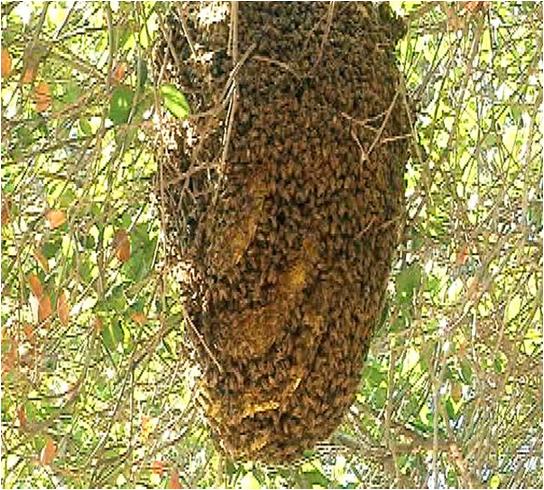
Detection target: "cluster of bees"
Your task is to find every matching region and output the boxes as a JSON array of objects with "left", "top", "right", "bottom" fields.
[{"left": 155, "top": 2, "right": 409, "bottom": 462}]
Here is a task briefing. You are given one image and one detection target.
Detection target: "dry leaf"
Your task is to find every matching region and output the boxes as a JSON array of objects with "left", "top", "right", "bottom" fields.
[
  {"left": 2, "top": 199, "right": 11, "bottom": 226},
  {"left": 57, "top": 291, "right": 70, "bottom": 326},
  {"left": 22, "top": 66, "right": 36, "bottom": 84},
  {"left": 45, "top": 209, "right": 66, "bottom": 229},
  {"left": 151, "top": 460, "right": 165, "bottom": 476},
  {"left": 1, "top": 48, "right": 12, "bottom": 78},
  {"left": 1, "top": 339, "right": 16, "bottom": 375},
  {"left": 131, "top": 312, "right": 147, "bottom": 325},
  {"left": 40, "top": 436, "right": 57, "bottom": 466},
  {"left": 456, "top": 245, "right": 469, "bottom": 265},
  {"left": 17, "top": 405, "right": 27, "bottom": 428},
  {"left": 34, "top": 248, "right": 50, "bottom": 273},
  {"left": 35, "top": 81, "right": 52, "bottom": 112},
  {"left": 93, "top": 317, "right": 103, "bottom": 333},
  {"left": 113, "top": 229, "right": 131, "bottom": 262},
  {"left": 38, "top": 294, "right": 52, "bottom": 322},
  {"left": 28, "top": 274, "right": 43, "bottom": 298},
  {"left": 168, "top": 469, "right": 182, "bottom": 489},
  {"left": 112, "top": 62, "right": 127, "bottom": 83},
  {"left": 23, "top": 323, "right": 35, "bottom": 343},
  {"left": 463, "top": 1, "right": 489, "bottom": 13}
]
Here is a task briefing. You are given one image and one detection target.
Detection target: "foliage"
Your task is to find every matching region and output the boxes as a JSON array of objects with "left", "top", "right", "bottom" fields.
[{"left": 1, "top": 1, "right": 542, "bottom": 488}]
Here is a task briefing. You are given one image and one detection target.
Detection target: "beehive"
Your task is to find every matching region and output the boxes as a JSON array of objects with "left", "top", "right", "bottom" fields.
[{"left": 155, "top": 1, "right": 410, "bottom": 462}]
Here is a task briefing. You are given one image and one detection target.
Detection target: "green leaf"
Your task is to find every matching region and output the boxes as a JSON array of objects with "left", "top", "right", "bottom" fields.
[
  {"left": 136, "top": 57, "right": 148, "bottom": 89},
  {"left": 62, "top": 81, "right": 80, "bottom": 104},
  {"left": 460, "top": 360, "right": 473, "bottom": 384},
  {"left": 396, "top": 263, "right": 422, "bottom": 301},
  {"left": 79, "top": 118, "right": 92, "bottom": 135},
  {"left": 109, "top": 86, "right": 134, "bottom": 125},
  {"left": 160, "top": 83, "right": 190, "bottom": 120},
  {"left": 102, "top": 319, "right": 123, "bottom": 351}
]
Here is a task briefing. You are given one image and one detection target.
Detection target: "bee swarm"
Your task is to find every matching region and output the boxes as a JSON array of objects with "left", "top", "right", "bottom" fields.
[{"left": 155, "top": 1, "right": 410, "bottom": 462}]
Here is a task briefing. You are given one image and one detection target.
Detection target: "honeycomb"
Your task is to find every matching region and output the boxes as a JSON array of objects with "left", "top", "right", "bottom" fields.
[{"left": 155, "top": 1, "right": 410, "bottom": 462}]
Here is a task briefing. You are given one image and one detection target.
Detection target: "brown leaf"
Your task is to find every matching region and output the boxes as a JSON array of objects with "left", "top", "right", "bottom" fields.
[
  {"left": 112, "top": 62, "right": 127, "bottom": 84},
  {"left": 93, "top": 317, "right": 103, "bottom": 333},
  {"left": 57, "top": 291, "right": 70, "bottom": 326},
  {"left": 23, "top": 323, "right": 35, "bottom": 343},
  {"left": 28, "top": 274, "right": 43, "bottom": 298},
  {"left": 168, "top": 469, "right": 182, "bottom": 489},
  {"left": 35, "top": 81, "right": 52, "bottom": 112},
  {"left": 38, "top": 294, "right": 52, "bottom": 323},
  {"left": 113, "top": 229, "right": 131, "bottom": 262},
  {"left": 17, "top": 405, "right": 27, "bottom": 429},
  {"left": 1, "top": 338, "right": 17, "bottom": 375},
  {"left": 34, "top": 248, "right": 50, "bottom": 273},
  {"left": 456, "top": 245, "right": 469, "bottom": 265},
  {"left": 45, "top": 209, "right": 66, "bottom": 229},
  {"left": 1, "top": 198, "right": 11, "bottom": 226},
  {"left": 463, "top": 1, "right": 489, "bottom": 13},
  {"left": 40, "top": 436, "right": 57, "bottom": 466},
  {"left": 151, "top": 460, "right": 165, "bottom": 476},
  {"left": 22, "top": 66, "right": 36, "bottom": 84},
  {"left": 1, "top": 48, "right": 12, "bottom": 78},
  {"left": 131, "top": 312, "right": 147, "bottom": 325}
]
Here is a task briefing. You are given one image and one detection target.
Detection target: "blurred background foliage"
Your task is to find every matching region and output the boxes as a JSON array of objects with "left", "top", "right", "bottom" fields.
[{"left": 1, "top": 1, "right": 542, "bottom": 488}]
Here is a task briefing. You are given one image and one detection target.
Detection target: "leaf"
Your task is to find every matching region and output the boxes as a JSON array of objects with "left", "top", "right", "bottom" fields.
[
  {"left": 1, "top": 48, "right": 11, "bottom": 78},
  {"left": 34, "top": 248, "right": 50, "bottom": 273},
  {"left": 79, "top": 117, "right": 92, "bottom": 135},
  {"left": 460, "top": 360, "right": 473, "bottom": 384},
  {"left": 93, "top": 317, "right": 103, "bottom": 333},
  {"left": 2, "top": 340, "right": 17, "bottom": 375},
  {"left": 136, "top": 57, "right": 148, "bottom": 89},
  {"left": 17, "top": 405, "right": 27, "bottom": 428},
  {"left": 28, "top": 274, "right": 43, "bottom": 298},
  {"left": 396, "top": 263, "right": 422, "bottom": 301},
  {"left": 168, "top": 469, "right": 182, "bottom": 489},
  {"left": 102, "top": 320, "right": 123, "bottom": 350},
  {"left": 113, "top": 229, "right": 131, "bottom": 262},
  {"left": 455, "top": 244, "right": 469, "bottom": 265},
  {"left": 112, "top": 62, "right": 127, "bottom": 84},
  {"left": 160, "top": 84, "right": 190, "bottom": 120},
  {"left": 40, "top": 436, "right": 57, "bottom": 466},
  {"left": 131, "top": 312, "right": 146, "bottom": 325},
  {"left": 23, "top": 323, "right": 35, "bottom": 343},
  {"left": 463, "top": 1, "right": 489, "bottom": 13},
  {"left": 57, "top": 291, "right": 70, "bottom": 326},
  {"left": 35, "top": 82, "right": 52, "bottom": 112},
  {"left": 45, "top": 209, "right": 66, "bottom": 229},
  {"left": 22, "top": 66, "right": 36, "bottom": 84},
  {"left": 38, "top": 294, "right": 52, "bottom": 323},
  {"left": 1, "top": 198, "right": 10, "bottom": 226},
  {"left": 151, "top": 460, "right": 165, "bottom": 476},
  {"left": 109, "top": 85, "right": 134, "bottom": 125},
  {"left": 451, "top": 383, "right": 462, "bottom": 403}
]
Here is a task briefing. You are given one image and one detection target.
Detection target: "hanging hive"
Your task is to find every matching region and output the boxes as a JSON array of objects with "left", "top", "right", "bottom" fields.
[{"left": 154, "top": 1, "right": 410, "bottom": 462}]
